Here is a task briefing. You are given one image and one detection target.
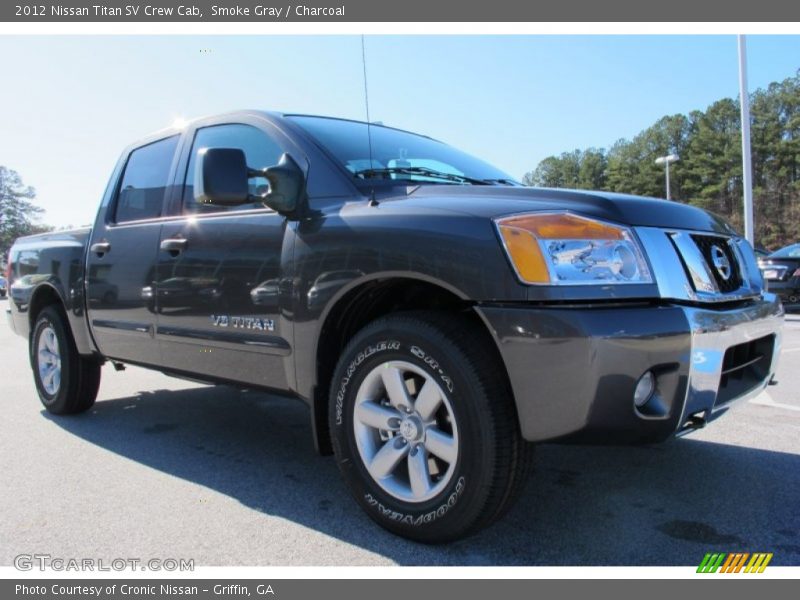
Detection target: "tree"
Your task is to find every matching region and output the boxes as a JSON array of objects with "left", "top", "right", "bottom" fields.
[
  {"left": 522, "top": 148, "right": 606, "bottom": 189},
  {"left": 749, "top": 74, "right": 800, "bottom": 248},
  {"left": 0, "top": 166, "right": 49, "bottom": 259},
  {"left": 681, "top": 99, "right": 743, "bottom": 220},
  {"left": 606, "top": 114, "right": 691, "bottom": 198},
  {"left": 577, "top": 148, "right": 608, "bottom": 190}
]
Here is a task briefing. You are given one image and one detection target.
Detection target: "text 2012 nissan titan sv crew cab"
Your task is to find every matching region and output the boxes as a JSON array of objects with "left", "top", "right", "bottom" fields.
[{"left": 6, "top": 111, "right": 784, "bottom": 542}]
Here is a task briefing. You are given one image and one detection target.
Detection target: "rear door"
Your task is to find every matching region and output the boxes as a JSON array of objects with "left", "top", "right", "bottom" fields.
[
  {"left": 86, "top": 135, "right": 180, "bottom": 365},
  {"left": 154, "top": 120, "right": 296, "bottom": 390}
]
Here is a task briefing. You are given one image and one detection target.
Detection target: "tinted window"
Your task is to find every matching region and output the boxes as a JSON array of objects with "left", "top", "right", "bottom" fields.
[
  {"left": 183, "top": 124, "right": 283, "bottom": 214},
  {"left": 288, "top": 115, "right": 515, "bottom": 184},
  {"left": 115, "top": 136, "right": 179, "bottom": 223}
]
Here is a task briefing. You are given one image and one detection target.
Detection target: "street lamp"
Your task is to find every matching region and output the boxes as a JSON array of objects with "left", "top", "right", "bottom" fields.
[{"left": 655, "top": 153, "right": 679, "bottom": 200}]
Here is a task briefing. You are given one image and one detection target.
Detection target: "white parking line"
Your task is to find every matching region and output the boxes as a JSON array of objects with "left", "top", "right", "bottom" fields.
[{"left": 750, "top": 391, "right": 800, "bottom": 412}]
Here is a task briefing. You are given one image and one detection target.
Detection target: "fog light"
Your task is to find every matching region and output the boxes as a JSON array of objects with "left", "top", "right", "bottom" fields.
[{"left": 634, "top": 371, "right": 655, "bottom": 408}]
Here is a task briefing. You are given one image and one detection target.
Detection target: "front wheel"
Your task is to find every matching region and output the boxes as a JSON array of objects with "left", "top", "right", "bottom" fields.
[
  {"left": 31, "top": 306, "right": 101, "bottom": 414},
  {"left": 329, "top": 311, "right": 533, "bottom": 543}
]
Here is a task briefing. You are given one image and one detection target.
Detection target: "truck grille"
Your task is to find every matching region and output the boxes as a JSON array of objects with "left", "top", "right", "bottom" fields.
[{"left": 691, "top": 234, "right": 743, "bottom": 293}]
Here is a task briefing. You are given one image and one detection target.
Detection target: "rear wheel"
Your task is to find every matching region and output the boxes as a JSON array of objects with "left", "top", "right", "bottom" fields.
[
  {"left": 31, "top": 306, "right": 101, "bottom": 414},
  {"left": 329, "top": 311, "right": 533, "bottom": 543}
]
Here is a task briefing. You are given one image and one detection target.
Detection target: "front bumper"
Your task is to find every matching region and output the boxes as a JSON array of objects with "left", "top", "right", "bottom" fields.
[{"left": 477, "top": 293, "right": 784, "bottom": 443}]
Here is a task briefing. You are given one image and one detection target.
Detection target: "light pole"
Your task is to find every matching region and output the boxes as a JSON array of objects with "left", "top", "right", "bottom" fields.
[
  {"left": 738, "top": 34, "right": 754, "bottom": 245},
  {"left": 655, "top": 154, "right": 679, "bottom": 200}
]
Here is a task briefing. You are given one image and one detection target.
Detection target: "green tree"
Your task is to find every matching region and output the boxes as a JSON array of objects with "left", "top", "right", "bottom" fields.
[
  {"left": 0, "top": 166, "right": 49, "bottom": 259},
  {"left": 681, "top": 99, "right": 743, "bottom": 222},
  {"left": 577, "top": 148, "right": 608, "bottom": 189},
  {"left": 522, "top": 148, "right": 606, "bottom": 189},
  {"left": 606, "top": 114, "right": 691, "bottom": 198},
  {"left": 749, "top": 73, "right": 800, "bottom": 248}
]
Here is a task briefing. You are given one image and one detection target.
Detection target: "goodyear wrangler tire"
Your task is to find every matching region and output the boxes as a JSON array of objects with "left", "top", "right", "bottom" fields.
[
  {"left": 329, "top": 311, "right": 533, "bottom": 543},
  {"left": 31, "top": 306, "right": 101, "bottom": 415}
]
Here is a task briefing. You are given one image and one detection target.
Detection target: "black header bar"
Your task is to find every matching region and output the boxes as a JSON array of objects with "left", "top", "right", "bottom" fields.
[{"left": 3, "top": 0, "right": 800, "bottom": 22}]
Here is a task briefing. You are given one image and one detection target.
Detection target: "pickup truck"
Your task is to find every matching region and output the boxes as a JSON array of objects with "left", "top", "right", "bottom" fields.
[{"left": 6, "top": 111, "right": 784, "bottom": 542}]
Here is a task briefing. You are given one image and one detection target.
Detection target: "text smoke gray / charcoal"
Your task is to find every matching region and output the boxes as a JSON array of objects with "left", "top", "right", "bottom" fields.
[{"left": 211, "top": 5, "right": 345, "bottom": 18}]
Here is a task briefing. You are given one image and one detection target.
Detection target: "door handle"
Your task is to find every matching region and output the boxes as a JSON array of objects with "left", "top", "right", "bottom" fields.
[
  {"left": 90, "top": 241, "right": 111, "bottom": 256},
  {"left": 160, "top": 238, "right": 188, "bottom": 255}
]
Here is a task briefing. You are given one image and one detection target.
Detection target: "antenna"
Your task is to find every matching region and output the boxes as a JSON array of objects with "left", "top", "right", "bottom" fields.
[
  {"left": 361, "top": 35, "right": 374, "bottom": 165},
  {"left": 361, "top": 35, "right": 378, "bottom": 205}
]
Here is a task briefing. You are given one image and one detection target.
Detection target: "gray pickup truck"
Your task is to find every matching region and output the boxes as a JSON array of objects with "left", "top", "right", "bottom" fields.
[{"left": 6, "top": 111, "right": 784, "bottom": 542}]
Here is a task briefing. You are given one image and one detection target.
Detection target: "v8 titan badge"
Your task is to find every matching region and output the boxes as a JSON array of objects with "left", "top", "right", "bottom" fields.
[{"left": 211, "top": 315, "right": 275, "bottom": 332}]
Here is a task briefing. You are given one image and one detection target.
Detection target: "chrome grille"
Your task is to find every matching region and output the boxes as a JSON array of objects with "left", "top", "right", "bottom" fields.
[
  {"left": 634, "top": 227, "right": 762, "bottom": 304},
  {"left": 691, "top": 234, "right": 743, "bottom": 293}
]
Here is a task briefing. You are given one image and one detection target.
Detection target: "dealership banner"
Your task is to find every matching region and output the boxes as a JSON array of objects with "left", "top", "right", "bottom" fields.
[
  {"left": 4, "top": 579, "right": 799, "bottom": 599},
  {"left": 2, "top": 0, "right": 800, "bottom": 22}
]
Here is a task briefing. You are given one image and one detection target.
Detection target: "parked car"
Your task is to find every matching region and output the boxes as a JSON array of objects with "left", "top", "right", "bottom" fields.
[
  {"left": 759, "top": 243, "right": 800, "bottom": 306},
  {"left": 0, "top": 275, "right": 7, "bottom": 298},
  {"left": 6, "top": 111, "right": 784, "bottom": 542}
]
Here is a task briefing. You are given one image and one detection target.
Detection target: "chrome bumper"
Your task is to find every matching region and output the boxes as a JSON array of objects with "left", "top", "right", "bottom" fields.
[{"left": 678, "top": 292, "right": 784, "bottom": 425}]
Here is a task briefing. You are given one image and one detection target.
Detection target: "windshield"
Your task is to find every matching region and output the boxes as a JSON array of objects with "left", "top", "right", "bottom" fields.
[
  {"left": 288, "top": 115, "right": 517, "bottom": 185},
  {"left": 770, "top": 244, "right": 800, "bottom": 259}
]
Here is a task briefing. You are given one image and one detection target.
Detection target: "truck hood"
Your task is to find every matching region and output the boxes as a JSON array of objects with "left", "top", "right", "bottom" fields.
[{"left": 384, "top": 185, "right": 736, "bottom": 235}]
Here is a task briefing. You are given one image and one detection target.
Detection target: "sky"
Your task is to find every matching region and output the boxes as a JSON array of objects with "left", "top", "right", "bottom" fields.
[{"left": 1, "top": 34, "right": 799, "bottom": 228}]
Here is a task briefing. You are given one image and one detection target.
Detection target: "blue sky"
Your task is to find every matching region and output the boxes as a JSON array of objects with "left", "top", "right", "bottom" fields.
[{"left": 1, "top": 35, "right": 799, "bottom": 227}]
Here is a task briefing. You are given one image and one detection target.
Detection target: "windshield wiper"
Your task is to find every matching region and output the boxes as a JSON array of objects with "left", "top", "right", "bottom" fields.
[
  {"left": 354, "top": 166, "right": 490, "bottom": 186},
  {"left": 482, "top": 178, "right": 522, "bottom": 186}
]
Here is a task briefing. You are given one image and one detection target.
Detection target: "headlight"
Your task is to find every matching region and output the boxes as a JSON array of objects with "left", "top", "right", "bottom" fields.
[{"left": 494, "top": 212, "right": 652, "bottom": 285}]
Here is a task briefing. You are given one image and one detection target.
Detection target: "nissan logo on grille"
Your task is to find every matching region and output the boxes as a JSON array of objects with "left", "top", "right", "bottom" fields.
[{"left": 711, "top": 245, "right": 732, "bottom": 281}]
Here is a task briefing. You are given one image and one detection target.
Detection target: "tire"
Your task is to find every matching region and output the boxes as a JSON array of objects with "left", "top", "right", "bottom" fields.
[
  {"left": 30, "top": 306, "right": 101, "bottom": 415},
  {"left": 329, "top": 311, "right": 533, "bottom": 543}
]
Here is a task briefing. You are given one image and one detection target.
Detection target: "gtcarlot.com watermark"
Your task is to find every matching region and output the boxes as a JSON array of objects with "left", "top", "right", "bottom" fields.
[{"left": 14, "top": 554, "right": 194, "bottom": 572}]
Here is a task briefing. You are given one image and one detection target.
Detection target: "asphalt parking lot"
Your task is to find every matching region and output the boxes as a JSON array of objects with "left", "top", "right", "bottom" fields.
[{"left": 1, "top": 297, "right": 798, "bottom": 567}]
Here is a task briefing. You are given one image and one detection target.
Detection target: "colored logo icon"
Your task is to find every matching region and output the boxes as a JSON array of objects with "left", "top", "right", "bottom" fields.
[{"left": 697, "top": 552, "right": 773, "bottom": 573}]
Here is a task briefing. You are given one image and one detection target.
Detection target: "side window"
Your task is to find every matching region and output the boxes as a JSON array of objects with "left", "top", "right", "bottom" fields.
[
  {"left": 114, "top": 136, "right": 179, "bottom": 223},
  {"left": 183, "top": 124, "right": 283, "bottom": 214}
]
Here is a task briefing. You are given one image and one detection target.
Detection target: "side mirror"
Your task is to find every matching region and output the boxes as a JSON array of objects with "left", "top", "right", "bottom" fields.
[
  {"left": 194, "top": 148, "right": 250, "bottom": 206},
  {"left": 195, "top": 148, "right": 306, "bottom": 217},
  {"left": 262, "top": 153, "right": 306, "bottom": 216}
]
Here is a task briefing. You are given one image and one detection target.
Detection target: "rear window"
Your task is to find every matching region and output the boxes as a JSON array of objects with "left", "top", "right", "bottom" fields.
[{"left": 114, "top": 136, "right": 179, "bottom": 223}]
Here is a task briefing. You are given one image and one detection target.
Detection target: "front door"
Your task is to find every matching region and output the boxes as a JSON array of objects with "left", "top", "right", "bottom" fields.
[
  {"left": 86, "top": 135, "right": 180, "bottom": 365},
  {"left": 154, "top": 122, "right": 293, "bottom": 390}
]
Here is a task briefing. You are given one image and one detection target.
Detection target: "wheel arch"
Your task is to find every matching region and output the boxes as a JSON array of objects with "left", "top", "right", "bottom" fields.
[
  {"left": 27, "top": 282, "right": 96, "bottom": 356},
  {"left": 28, "top": 283, "right": 67, "bottom": 332},
  {"left": 308, "top": 274, "right": 499, "bottom": 455}
]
